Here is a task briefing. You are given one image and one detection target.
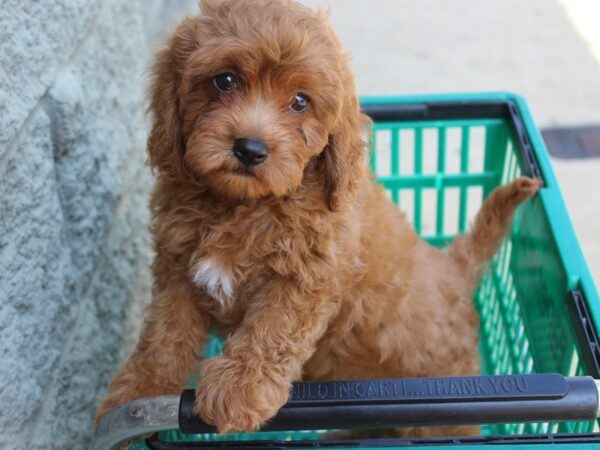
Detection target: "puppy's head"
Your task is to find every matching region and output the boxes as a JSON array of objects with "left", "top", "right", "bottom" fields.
[{"left": 148, "top": 0, "right": 366, "bottom": 210}]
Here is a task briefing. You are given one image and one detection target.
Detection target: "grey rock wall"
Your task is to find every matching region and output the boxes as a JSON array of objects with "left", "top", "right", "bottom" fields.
[{"left": 0, "top": 1, "right": 197, "bottom": 448}]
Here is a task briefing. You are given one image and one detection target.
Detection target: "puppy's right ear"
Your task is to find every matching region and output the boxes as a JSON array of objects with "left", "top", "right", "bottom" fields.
[{"left": 147, "top": 19, "right": 198, "bottom": 180}]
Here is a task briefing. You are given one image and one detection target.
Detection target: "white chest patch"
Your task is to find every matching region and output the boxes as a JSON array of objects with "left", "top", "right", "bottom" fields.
[{"left": 190, "top": 258, "right": 234, "bottom": 307}]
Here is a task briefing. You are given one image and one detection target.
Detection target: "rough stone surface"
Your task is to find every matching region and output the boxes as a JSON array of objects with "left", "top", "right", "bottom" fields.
[
  {"left": 0, "top": 0, "right": 197, "bottom": 448},
  {"left": 0, "top": 0, "right": 101, "bottom": 159},
  {"left": 0, "top": 108, "right": 75, "bottom": 448}
]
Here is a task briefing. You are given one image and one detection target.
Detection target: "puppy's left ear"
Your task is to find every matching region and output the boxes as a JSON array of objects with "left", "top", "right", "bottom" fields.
[
  {"left": 147, "top": 18, "right": 198, "bottom": 180},
  {"left": 322, "top": 90, "right": 369, "bottom": 212}
]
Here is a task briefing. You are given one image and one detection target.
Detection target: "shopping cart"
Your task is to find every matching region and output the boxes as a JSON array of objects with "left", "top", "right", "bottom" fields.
[{"left": 93, "top": 93, "right": 600, "bottom": 450}]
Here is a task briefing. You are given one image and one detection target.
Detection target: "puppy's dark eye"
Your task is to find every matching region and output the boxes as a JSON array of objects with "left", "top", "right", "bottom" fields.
[
  {"left": 290, "top": 93, "right": 310, "bottom": 113},
  {"left": 213, "top": 73, "right": 238, "bottom": 92}
]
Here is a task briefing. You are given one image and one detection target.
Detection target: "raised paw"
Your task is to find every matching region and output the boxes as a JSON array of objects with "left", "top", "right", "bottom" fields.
[
  {"left": 195, "top": 356, "right": 290, "bottom": 434},
  {"left": 506, "top": 176, "right": 541, "bottom": 203}
]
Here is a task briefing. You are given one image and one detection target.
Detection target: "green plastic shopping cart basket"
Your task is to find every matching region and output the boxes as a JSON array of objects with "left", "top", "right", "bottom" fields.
[{"left": 93, "top": 93, "right": 600, "bottom": 450}]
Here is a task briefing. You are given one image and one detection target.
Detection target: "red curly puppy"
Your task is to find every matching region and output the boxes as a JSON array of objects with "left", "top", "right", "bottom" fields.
[{"left": 97, "top": 0, "right": 539, "bottom": 437}]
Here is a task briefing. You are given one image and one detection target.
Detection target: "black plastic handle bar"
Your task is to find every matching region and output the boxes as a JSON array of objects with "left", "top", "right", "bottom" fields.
[{"left": 179, "top": 374, "right": 599, "bottom": 434}]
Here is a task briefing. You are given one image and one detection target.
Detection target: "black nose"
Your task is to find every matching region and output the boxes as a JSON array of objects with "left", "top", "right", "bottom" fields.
[{"left": 232, "top": 138, "right": 269, "bottom": 166}]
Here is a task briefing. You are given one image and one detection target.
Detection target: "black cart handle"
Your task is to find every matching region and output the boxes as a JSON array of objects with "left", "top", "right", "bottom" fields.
[
  {"left": 179, "top": 374, "right": 599, "bottom": 433},
  {"left": 92, "top": 374, "right": 600, "bottom": 449}
]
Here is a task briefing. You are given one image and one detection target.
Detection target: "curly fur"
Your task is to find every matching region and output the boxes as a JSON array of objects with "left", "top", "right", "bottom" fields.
[{"left": 96, "top": 0, "right": 539, "bottom": 438}]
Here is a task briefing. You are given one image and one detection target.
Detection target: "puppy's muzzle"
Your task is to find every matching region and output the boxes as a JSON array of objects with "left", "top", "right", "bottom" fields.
[{"left": 233, "top": 138, "right": 269, "bottom": 166}]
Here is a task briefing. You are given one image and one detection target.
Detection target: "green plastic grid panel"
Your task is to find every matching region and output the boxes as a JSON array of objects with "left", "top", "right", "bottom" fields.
[
  {"left": 368, "top": 104, "right": 599, "bottom": 437},
  {"left": 372, "top": 118, "right": 500, "bottom": 243},
  {"left": 130, "top": 93, "right": 600, "bottom": 449}
]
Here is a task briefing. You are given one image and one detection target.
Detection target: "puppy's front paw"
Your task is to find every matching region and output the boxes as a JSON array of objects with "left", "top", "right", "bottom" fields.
[{"left": 195, "top": 356, "right": 290, "bottom": 434}]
